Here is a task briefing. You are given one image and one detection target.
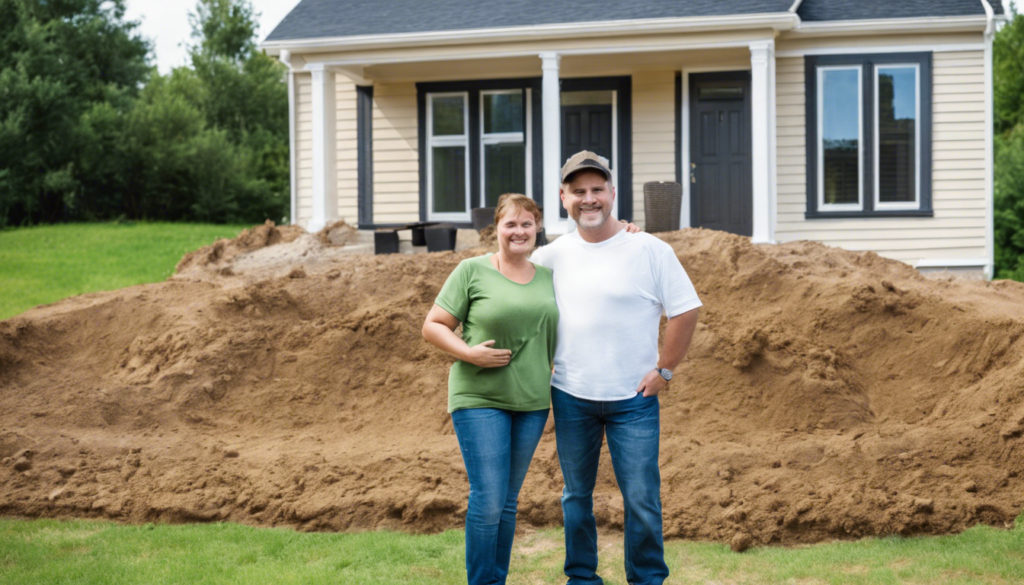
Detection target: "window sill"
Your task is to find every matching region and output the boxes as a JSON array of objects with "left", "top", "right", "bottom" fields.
[{"left": 805, "top": 209, "right": 934, "bottom": 220}]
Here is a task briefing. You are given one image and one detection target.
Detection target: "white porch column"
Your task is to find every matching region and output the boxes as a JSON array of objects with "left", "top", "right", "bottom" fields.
[
  {"left": 280, "top": 51, "right": 297, "bottom": 226},
  {"left": 749, "top": 40, "right": 775, "bottom": 244},
  {"left": 540, "top": 52, "right": 565, "bottom": 234},
  {"left": 308, "top": 63, "right": 337, "bottom": 233}
]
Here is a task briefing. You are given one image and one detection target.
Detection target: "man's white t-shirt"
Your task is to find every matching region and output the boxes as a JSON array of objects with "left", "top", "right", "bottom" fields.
[{"left": 531, "top": 229, "right": 702, "bottom": 401}]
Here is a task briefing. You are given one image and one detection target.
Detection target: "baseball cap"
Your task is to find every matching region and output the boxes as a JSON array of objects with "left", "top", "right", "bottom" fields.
[{"left": 561, "top": 151, "right": 612, "bottom": 184}]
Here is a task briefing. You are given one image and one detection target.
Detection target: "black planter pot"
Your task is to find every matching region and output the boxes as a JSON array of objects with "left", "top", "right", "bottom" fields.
[
  {"left": 374, "top": 230, "right": 400, "bottom": 254},
  {"left": 472, "top": 207, "right": 496, "bottom": 231},
  {"left": 405, "top": 221, "right": 438, "bottom": 246},
  {"left": 425, "top": 225, "right": 458, "bottom": 252}
]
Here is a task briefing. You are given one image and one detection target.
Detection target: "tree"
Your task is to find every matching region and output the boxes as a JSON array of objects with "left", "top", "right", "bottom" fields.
[
  {"left": 995, "top": 5, "right": 1024, "bottom": 279},
  {"left": 0, "top": 0, "right": 150, "bottom": 226},
  {"left": 184, "top": 0, "right": 289, "bottom": 222}
]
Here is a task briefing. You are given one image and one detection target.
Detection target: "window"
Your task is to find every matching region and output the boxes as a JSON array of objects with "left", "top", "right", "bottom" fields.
[
  {"left": 481, "top": 90, "right": 526, "bottom": 208},
  {"left": 421, "top": 80, "right": 537, "bottom": 223},
  {"left": 818, "top": 66, "right": 863, "bottom": 211},
  {"left": 875, "top": 65, "right": 919, "bottom": 210},
  {"left": 805, "top": 53, "right": 932, "bottom": 218},
  {"left": 427, "top": 93, "right": 470, "bottom": 219}
]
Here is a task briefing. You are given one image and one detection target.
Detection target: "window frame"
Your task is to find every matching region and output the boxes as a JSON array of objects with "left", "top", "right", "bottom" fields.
[
  {"left": 426, "top": 92, "right": 471, "bottom": 221},
  {"left": 418, "top": 78, "right": 542, "bottom": 225},
  {"left": 804, "top": 52, "right": 932, "bottom": 219},
  {"left": 816, "top": 65, "right": 865, "bottom": 213},
  {"left": 873, "top": 63, "right": 922, "bottom": 212},
  {"left": 479, "top": 88, "right": 531, "bottom": 208}
]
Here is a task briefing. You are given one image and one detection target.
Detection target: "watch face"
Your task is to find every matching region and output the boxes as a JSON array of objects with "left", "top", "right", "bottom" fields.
[{"left": 660, "top": 368, "right": 672, "bottom": 381}]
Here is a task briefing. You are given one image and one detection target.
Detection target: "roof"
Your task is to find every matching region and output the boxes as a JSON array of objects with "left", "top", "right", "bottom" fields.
[
  {"left": 265, "top": 0, "right": 1001, "bottom": 43},
  {"left": 265, "top": 0, "right": 793, "bottom": 42},
  {"left": 797, "top": 0, "right": 1001, "bottom": 21}
]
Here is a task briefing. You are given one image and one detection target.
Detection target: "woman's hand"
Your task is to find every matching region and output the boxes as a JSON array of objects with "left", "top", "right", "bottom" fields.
[
  {"left": 464, "top": 340, "right": 512, "bottom": 368},
  {"left": 621, "top": 220, "right": 642, "bottom": 234}
]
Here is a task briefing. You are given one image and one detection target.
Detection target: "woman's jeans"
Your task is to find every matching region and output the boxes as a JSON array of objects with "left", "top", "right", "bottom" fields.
[
  {"left": 451, "top": 407, "right": 549, "bottom": 585},
  {"left": 551, "top": 387, "right": 669, "bottom": 585}
]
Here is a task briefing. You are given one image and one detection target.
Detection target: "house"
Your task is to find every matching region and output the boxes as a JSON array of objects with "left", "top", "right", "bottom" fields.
[{"left": 261, "top": 0, "right": 1005, "bottom": 277}]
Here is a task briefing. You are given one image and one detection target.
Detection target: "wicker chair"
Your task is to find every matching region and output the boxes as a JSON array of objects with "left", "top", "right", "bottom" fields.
[{"left": 643, "top": 181, "right": 682, "bottom": 233}]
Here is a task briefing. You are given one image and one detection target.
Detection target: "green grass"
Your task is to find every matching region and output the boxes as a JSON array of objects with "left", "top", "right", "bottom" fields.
[
  {"left": 1, "top": 517, "right": 1022, "bottom": 585},
  {"left": 0, "top": 222, "right": 248, "bottom": 320}
]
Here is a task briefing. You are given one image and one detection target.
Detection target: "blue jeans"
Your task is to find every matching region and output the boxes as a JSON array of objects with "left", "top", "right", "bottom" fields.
[
  {"left": 451, "top": 407, "right": 549, "bottom": 585},
  {"left": 551, "top": 387, "right": 668, "bottom": 585}
]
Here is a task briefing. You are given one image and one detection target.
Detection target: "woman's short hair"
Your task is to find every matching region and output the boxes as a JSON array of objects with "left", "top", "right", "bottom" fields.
[{"left": 494, "top": 193, "right": 542, "bottom": 226}]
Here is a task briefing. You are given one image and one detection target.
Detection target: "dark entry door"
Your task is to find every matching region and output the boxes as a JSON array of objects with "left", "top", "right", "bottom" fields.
[
  {"left": 689, "top": 72, "right": 752, "bottom": 236},
  {"left": 561, "top": 104, "right": 612, "bottom": 218}
]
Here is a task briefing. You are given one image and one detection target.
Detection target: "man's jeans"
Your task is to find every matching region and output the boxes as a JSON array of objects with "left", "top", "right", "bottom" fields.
[
  {"left": 451, "top": 407, "right": 549, "bottom": 585},
  {"left": 551, "top": 387, "right": 668, "bottom": 585}
]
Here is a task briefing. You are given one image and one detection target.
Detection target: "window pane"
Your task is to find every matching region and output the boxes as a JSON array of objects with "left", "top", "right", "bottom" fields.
[
  {"left": 433, "top": 146, "right": 466, "bottom": 213},
  {"left": 821, "top": 68, "right": 860, "bottom": 205},
  {"left": 878, "top": 67, "right": 917, "bottom": 203},
  {"left": 432, "top": 96, "right": 465, "bottom": 136},
  {"left": 483, "top": 93, "right": 523, "bottom": 134},
  {"left": 483, "top": 142, "right": 526, "bottom": 207}
]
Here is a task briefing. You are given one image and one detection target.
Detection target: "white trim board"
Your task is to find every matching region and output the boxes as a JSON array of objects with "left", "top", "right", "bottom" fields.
[
  {"left": 262, "top": 13, "right": 799, "bottom": 55},
  {"left": 776, "top": 43, "right": 986, "bottom": 57},
  {"left": 915, "top": 258, "right": 988, "bottom": 268},
  {"left": 305, "top": 38, "right": 773, "bottom": 69}
]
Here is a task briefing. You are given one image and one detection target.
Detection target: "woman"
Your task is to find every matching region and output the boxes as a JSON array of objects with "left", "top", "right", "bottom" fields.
[{"left": 422, "top": 193, "right": 556, "bottom": 585}]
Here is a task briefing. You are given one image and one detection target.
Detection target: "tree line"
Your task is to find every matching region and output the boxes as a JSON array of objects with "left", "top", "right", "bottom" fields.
[
  {"left": 0, "top": 0, "right": 287, "bottom": 227},
  {"left": 995, "top": 6, "right": 1024, "bottom": 279}
]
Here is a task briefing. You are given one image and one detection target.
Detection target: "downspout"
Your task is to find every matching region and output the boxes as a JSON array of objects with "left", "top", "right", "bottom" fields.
[
  {"left": 980, "top": 0, "right": 995, "bottom": 278},
  {"left": 280, "top": 50, "right": 298, "bottom": 226}
]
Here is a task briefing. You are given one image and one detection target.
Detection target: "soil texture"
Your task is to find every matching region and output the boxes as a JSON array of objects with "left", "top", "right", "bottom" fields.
[{"left": 2, "top": 226, "right": 1024, "bottom": 546}]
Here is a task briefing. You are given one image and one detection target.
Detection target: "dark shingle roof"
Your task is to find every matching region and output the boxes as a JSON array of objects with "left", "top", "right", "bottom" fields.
[
  {"left": 265, "top": 0, "right": 793, "bottom": 42},
  {"left": 265, "top": 0, "right": 1004, "bottom": 43},
  {"left": 797, "top": 0, "right": 999, "bottom": 21}
]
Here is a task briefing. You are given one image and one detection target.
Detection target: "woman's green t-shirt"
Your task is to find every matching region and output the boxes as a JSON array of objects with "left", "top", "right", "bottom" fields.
[{"left": 434, "top": 254, "right": 559, "bottom": 413}]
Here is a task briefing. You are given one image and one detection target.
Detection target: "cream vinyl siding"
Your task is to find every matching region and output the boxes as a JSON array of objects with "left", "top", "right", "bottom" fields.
[
  {"left": 336, "top": 79, "right": 359, "bottom": 224},
  {"left": 372, "top": 82, "right": 420, "bottom": 225},
  {"left": 773, "top": 50, "right": 988, "bottom": 265},
  {"left": 295, "top": 73, "right": 313, "bottom": 227},
  {"left": 631, "top": 71, "right": 676, "bottom": 228}
]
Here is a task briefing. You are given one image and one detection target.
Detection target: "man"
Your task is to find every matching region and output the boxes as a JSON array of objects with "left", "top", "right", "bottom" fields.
[{"left": 531, "top": 151, "right": 701, "bottom": 585}]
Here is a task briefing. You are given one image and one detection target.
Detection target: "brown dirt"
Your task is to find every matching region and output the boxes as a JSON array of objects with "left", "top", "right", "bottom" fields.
[{"left": 2, "top": 227, "right": 1024, "bottom": 546}]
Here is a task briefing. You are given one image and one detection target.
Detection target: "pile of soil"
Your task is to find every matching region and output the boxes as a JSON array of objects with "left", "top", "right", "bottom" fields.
[{"left": 2, "top": 227, "right": 1023, "bottom": 546}]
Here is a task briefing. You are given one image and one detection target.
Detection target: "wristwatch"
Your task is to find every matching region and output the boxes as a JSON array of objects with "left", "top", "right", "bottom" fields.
[{"left": 657, "top": 368, "right": 673, "bottom": 381}]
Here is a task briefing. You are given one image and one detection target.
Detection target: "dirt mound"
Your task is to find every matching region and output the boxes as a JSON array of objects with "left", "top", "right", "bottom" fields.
[
  {"left": 2, "top": 228, "right": 1024, "bottom": 546},
  {"left": 173, "top": 220, "right": 364, "bottom": 285},
  {"left": 175, "top": 220, "right": 306, "bottom": 273}
]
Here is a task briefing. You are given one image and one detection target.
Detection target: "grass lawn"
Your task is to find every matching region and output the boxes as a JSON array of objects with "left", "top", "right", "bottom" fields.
[
  {"left": 0, "top": 222, "right": 248, "bottom": 320},
  {"left": 0, "top": 517, "right": 1021, "bottom": 585}
]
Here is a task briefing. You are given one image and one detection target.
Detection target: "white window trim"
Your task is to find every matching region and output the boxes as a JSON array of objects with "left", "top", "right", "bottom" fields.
[
  {"left": 479, "top": 89, "right": 529, "bottom": 207},
  {"left": 817, "top": 65, "right": 864, "bottom": 213},
  {"left": 874, "top": 63, "right": 921, "bottom": 211},
  {"left": 427, "top": 92, "right": 471, "bottom": 221}
]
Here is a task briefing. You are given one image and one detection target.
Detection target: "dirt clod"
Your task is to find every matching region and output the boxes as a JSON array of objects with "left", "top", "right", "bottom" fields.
[{"left": 731, "top": 532, "right": 753, "bottom": 552}]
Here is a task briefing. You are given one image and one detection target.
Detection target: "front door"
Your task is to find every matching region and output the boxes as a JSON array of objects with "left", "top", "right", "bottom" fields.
[
  {"left": 689, "top": 72, "right": 752, "bottom": 236},
  {"left": 561, "top": 103, "right": 613, "bottom": 219}
]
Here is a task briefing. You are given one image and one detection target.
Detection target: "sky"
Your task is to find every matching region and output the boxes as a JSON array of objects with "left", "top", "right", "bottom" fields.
[
  {"left": 127, "top": 0, "right": 1020, "bottom": 75},
  {"left": 124, "top": 0, "right": 301, "bottom": 74}
]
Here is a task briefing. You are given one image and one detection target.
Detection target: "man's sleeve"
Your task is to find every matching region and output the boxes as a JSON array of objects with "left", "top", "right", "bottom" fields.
[
  {"left": 434, "top": 260, "right": 471, "bottom": 322},
  {"left": 655, "top": 247, "right": 702, "bottom": 318},
  {"left": 529, "top": 244, "right": 553, "bottom": 269}
]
